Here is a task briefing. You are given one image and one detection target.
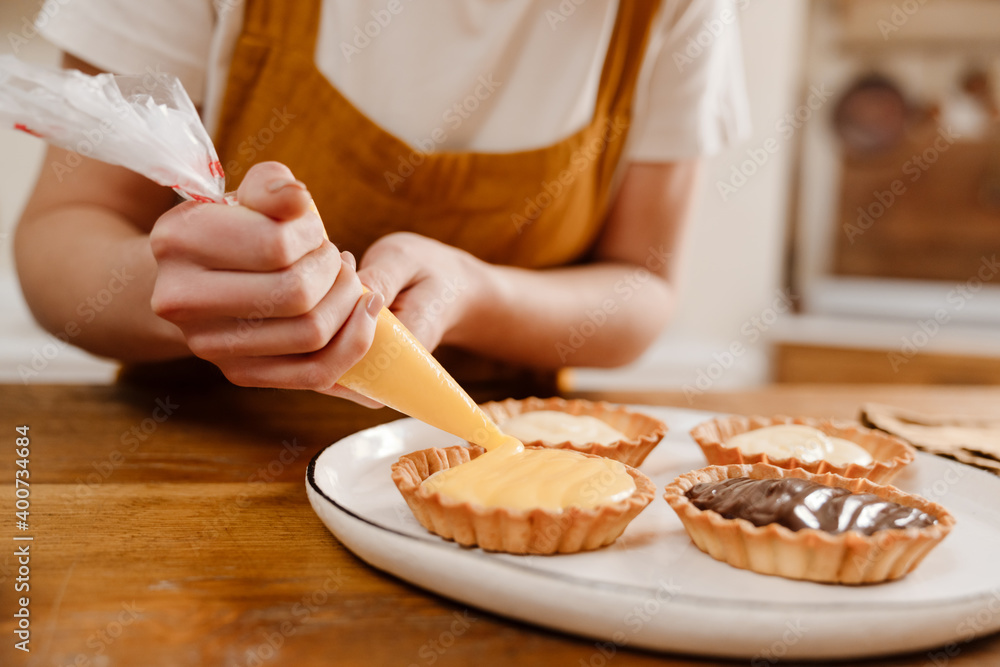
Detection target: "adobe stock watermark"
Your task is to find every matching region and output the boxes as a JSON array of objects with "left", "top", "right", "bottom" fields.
[
  {"left": 877, "top": 0, "right": 929, "bottom": 40},
  {"left": 384, "top": 74, "right": 502, "bottom": 191},
  {"left": 45, "top": 65, "right": 175, "bottom": 182},
  {"left": 512, "top": 115, "right": 628, "bottom": 233},
  {"left": 332, "top": 275, "right": 470, "bottom": 388},
  {"left": 682, "top": 289, "right": 794, "bottom": 403},
  {"left": 750, "top": 619, "right": 808, "bottom": 666},
  {"left": 6, "top": 0, "right": 71, "bottom": 54},
  {"left": 406, "top": 610, "right": 477, "bottom": 667},
  {"left": 514, "top": 451, "right": 649, "bottom": 558},
  {"left": 340, "top": 0, "right": 413, "bottom": 63},
  {"left": 845, "top": 462, "right": 965, "bottom": 576},
  {"left": 240, "top": 570, "right": 347, "bottom": 666},
  {"left": 717, "top": 84, "right": 832, "bottom": 201},
  {"left": 60, "top": 397, "right": 180, "bottom": 504},
  {"left": 203, "top": 437, "right": 308, "bottom": 541},
  {"left": 580, "top": 579, "right": 682, "bottom": 666},
  {"left": 850, "top": 463, "right": 965, "bottom": 577},
  {"left": 212, "top": 0, "right": 242, "bottom": 19},
  {"left": 555, "top": 244, "right": 671, "bottom": 363},
  {"left": 222, "top": 107, "right": 297, "bottom": 178},
  {"left": 220, "top": 247, "right": 331, "bottom": 354},
  {"left": 925, "top": 587, "right": 1000, "bottom": 667},
  {"left": 56, "top": 600, "right": 145, "bottom": 665},
  {"left": 887, "top": 254, "right": 999, "bottom": 372},
  {"left": 545, "top": 0, "right": 589, "bottom": 30},
  {"left": 17, "top": 266, "right": 136, "bottom": 383},
  {"left": 406, "top": 276, "right": 470, "bottom": 345},
  {"left": 915, "top": 463, "right": 967, "bottom": 504},
  {"left": 672, "top": 0, "right": 752, "bottom": 72},
  {"left": 843, "top": 125, "right": 958, "bottom": 244}
]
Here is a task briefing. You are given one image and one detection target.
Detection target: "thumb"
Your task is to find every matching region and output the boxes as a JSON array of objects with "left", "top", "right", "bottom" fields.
[
  {"left": 236, "top": 161, "right": 312, "bottom": 222},
  {"left": 387, "top": 286, "right": 447, "bottom": 353}
]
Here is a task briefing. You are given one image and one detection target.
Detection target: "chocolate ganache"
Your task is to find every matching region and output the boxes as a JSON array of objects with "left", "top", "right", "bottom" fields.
[{"left": 685, "top": 477, "right": 937, "bottom": 536}]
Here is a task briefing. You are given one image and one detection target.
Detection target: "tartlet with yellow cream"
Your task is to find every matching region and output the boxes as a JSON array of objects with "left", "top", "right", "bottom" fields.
[
  {"left": 391, "top": 439, "right": 655, "bottom": 554},
  {"left": 480, "top": 397, "right": 667, "bottom": 467},
  {"left": 690, "top": 415, "right": 915, "bottom": 483}
]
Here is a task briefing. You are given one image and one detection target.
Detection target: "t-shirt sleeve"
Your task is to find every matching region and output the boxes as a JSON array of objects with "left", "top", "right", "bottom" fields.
[
  {"left": 628, "top": 0, "right": 752, "bottom": 162},
  {"left": 35, "top": 0, "right": 215, "bottom": 105}
]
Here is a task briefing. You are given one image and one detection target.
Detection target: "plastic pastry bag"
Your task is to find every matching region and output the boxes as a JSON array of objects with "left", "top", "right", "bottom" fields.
[{"left": 0, "top": 55, "right": 224, "bottom": 203}]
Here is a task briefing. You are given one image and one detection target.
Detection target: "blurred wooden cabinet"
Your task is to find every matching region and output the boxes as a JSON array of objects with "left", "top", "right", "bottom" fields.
[
  {"left": 777, "top": 0, "right": 1000, "bottom": 384},
  {"left": 774, "top": 343, "right": 1000, "bottom": 384},
  {"left": 833, "top": 128, "right": 1000, "bottom": 283}
]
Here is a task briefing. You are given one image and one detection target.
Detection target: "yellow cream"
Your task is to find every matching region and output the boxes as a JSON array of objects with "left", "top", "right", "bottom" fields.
[
  {"left": 727, "top": 424, "right": 873, "bottom": 466},
  {"left": 321, "top": 249, "right": 632, "bottom": 510},
  {"left": 315, "top": 206, "right": 508, "bottom": 451},
  {"left": 420, "top": 438, "right": 635, "bottom": 511},
  {"left": 501, "top": 411, "right": 627, "bottom": 446},
  {"left": 338, "top": 306, "right": 510, "bottom": 450},
  {"left": 336, "top": 309, "right": 635, "bottom": 510}
]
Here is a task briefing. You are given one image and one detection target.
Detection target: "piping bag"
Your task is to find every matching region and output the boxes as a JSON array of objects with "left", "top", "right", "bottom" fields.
[{"left": 0, "top": 56, "right": 507, "bottom": 449}]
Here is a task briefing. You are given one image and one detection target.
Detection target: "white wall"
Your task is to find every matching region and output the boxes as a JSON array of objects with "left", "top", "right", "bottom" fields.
[
  {"left": 573, "top": 0, "right": 809, "bottom": 391},
  {"left": 675, "top": 0, "right": 806, "bottom": 338},
  {"left": 0, "top": 0, "right": 119, "bottom": 382},
  {"left": 0, "top": 0, "right": 58, "bottom": 270}
]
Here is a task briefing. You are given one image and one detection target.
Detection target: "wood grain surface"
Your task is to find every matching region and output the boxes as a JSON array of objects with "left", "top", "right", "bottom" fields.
[{"left": 2, "top": 382, "right": 1000, "bottom": 666}]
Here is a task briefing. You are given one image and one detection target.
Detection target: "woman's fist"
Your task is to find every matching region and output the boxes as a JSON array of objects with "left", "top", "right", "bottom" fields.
[{"left": 149, "top": 162, "right": 383, "bottom": 399}]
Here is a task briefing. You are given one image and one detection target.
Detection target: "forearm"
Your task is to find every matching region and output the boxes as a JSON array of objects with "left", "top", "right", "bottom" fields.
[
  {"left": 446, "top": 260, "right": 673, "bottom": 369},
  {"left": 15, "top": 205, "right": 189, "bottom": 361}
]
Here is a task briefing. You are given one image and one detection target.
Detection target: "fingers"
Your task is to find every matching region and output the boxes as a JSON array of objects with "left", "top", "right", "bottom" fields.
[
  {"left": 357, "top": 232, "right": 422, "bottom": 306},
  {"left": 382, "top": 282, "right": 449, "bottom": 352},
  {"left": 183, "top": 254, "right": 363, "bottom": 357},
  {"left": 152, "top": 163, "right": 327, "bottom": 273},
  {"left": 149, "top": 161, "right": 386, "bottom": 399},
  {"left": 151, "top": 202, "right": 326, "bottom": 272},
  {"left": 218, "top": 292, "right": 381, "bottom": 391},
  {"left": 236, "top": 161, "right": 313, "bottom": 223},
  {"left": 152, "top": 243, "right": 345, "bottom": 321},
  {"left": 357, "top": 232, "right": 469, "bottom": 352}
]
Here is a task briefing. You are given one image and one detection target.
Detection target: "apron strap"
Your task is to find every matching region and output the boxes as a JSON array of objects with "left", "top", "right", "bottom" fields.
[
  {"left": 241, "top": 0, "right": 323, "bottom": 54},
  {"left": 596, "top": 0, "right": 662, "bottom": 118}
]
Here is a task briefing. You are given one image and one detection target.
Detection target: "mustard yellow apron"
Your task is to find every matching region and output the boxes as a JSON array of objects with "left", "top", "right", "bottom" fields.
[
  {"left": 214, "top": 0, "right": 660, "bottom": 268},
  {"left": 123, "top": 1, "right": 660, "bottom": 394}
]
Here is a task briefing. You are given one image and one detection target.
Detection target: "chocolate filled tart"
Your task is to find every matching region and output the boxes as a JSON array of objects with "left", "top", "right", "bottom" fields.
[
  {"left": 686, "top": 477, "right": 938, "bottom": 536},
  {"left": 664, "top": 464, "right": 955, "bottom": 584}
]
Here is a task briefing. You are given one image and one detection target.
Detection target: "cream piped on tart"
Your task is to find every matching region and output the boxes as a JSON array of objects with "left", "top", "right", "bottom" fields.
[
  {"left": 726, "top": 424, "right": 873, "bottom": 466},
  {"left": 420, "top": 438, "right": 635, "bottom": 511},
  {"left": 500, "top": 410, "right": 627, "bottom": 446}
]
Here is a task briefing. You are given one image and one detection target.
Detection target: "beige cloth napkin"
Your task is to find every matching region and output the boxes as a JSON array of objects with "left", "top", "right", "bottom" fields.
[{"left": 861, "top": 403, "right": 1000, "bottom": 475}]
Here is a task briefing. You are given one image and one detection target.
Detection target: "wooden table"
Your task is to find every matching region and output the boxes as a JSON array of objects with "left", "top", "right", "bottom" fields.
[{"left": 2, "top": 383, "right": 999, "bottom": 666}]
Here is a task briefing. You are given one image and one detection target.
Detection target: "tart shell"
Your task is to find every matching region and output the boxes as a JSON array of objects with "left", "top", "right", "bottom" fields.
[
  {"left": 663, "top": 463, "right": 955, "bottom": 584},
  {"left": 690, "top": 415, "right": 915, "bottom": 483},
  {"left": 391, "top": 445, "right": 655, "bottom": 554},
  {"left": 480, "top": 397, "right": 667, "bottom": 467}
]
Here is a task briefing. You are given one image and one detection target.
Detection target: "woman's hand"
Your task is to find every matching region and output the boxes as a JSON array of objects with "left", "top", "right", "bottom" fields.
[
  {"left": 355, "top": 162, "right": 698, "bottom": 369},
  {"left": 149, "top": 162, "right": 384, "bottom": 402},
  {"left": 356, "top": 232, "right": 489, "bottom": 352}
]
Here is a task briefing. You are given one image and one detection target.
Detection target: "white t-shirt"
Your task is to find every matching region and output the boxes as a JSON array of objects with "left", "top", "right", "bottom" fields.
[{"left": 37, "top": 0, "right": 750, "bottom": 161}]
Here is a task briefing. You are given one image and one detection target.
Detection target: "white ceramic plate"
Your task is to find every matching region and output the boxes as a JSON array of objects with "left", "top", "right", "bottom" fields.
[{"left": 306, "top": 406, "right": 1000, "bottom": 660}]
